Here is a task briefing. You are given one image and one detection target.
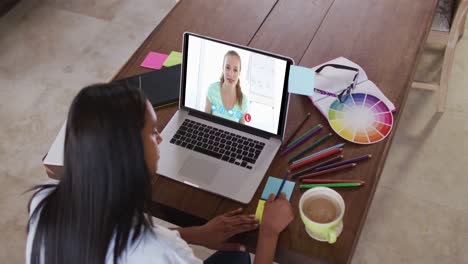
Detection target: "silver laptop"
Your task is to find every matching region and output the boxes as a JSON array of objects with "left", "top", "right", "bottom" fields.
[{"left": 158, "top": 32, "right": 293, "bottom": 204}]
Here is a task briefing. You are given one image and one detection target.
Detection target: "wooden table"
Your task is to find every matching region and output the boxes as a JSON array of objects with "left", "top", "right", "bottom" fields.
[{"left": 47, "top": 0, "right": 438, "bottom": 263}]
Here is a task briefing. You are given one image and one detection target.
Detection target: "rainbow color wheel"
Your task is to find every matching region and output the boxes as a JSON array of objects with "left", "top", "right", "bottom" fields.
[{"left": 328, "top": 93, "right": 393, "bottom": 144}]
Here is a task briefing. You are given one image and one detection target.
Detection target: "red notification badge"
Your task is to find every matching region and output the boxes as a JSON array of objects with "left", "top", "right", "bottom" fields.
[{"left": 245, "top": 113, "right": 251, "bottom": 122}]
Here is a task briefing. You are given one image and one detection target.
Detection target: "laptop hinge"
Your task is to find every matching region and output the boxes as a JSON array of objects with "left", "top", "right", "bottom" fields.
[{"left": 187, "top": 110, "right": 273, "bottom": 140}]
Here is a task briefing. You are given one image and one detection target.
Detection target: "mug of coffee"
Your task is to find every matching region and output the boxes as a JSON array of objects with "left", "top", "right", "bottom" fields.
[{"left": 299, "top": 187, "right": 345, "bottom": 244}]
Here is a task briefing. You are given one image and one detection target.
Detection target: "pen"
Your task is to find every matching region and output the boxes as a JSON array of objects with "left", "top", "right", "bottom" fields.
[{"left": 275, "top": 170, "right": 290, "bottom": 200}]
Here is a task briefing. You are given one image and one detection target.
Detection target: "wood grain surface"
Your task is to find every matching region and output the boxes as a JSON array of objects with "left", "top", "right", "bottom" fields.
[{"left": 65, "top": 0, "right": 439, "bottom": 263}]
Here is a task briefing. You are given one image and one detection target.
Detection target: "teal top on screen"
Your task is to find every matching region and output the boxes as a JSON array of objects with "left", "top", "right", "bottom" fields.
[{"left": 207, "top": 82, "right": 248, "bottom": 122}]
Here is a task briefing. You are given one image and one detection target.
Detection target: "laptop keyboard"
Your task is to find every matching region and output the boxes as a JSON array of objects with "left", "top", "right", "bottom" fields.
[{"left": 169, "top": 119, "right": 265, "bottom": 169}]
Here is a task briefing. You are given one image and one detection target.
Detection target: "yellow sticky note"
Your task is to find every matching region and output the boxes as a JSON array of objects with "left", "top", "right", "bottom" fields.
[
  {"left": 255, "top": 200, "right": 266, "bottom": 223},
  {"left": 163, "top": 51, "right": 182, "bottom": 67}
]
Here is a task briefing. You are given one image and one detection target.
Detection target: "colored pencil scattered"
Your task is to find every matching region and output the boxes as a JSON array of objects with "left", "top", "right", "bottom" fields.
[
  {"left": 275, "top": 170, "right": 290, "bottom": 200},
  {"left": 291, "top": 143, "right": 346, "bottom": 164},
  {"left": 298, "top": 163, "right": 356, "bottom": 180},
  {"left": 314, "top": 154, "right": 372, "bottom": 171},
  {"left": 288, "top": 133, "right": 332, "bottom": 162},
  {"left": 290, "top": 155, "right": 344, "bottom": 178},
  {"left": 282, "top": 113, "right": 310, "bottom": 147},
  {"left": 286, "top": 124, "right": 320, "bottom": 149},
  {"left": 281, "top": 124, "right": 323, "bottom": 156},
  {"left": 301, "top": 179, "right": 364, "bottom": 184},
  {"left": 300, "top": 182, "right": 363, "bottom": 189},
  {"left": 286, "top": 123, "right": 322, "bottom": 148},
  {"left": 290, "top": 148, "right": 343, "bottom": 170}
]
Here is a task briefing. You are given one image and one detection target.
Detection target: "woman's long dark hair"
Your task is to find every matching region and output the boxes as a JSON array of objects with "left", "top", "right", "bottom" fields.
[{"left": 28, "top": 82, "right": 154, "bottom": 264}]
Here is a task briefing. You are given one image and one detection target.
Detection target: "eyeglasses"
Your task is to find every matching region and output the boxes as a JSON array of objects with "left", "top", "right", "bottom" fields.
[{"left": 314, "top": 64, "right": 359, "bottom": 103}]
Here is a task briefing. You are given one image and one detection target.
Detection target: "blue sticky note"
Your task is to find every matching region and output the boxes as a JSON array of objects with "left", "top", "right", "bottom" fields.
[
  {"left": 261, "top": 176, "right": 295, "bottom": 201},
  {"left": 288, "top": 65, "right": 315, "bottom": 96}
]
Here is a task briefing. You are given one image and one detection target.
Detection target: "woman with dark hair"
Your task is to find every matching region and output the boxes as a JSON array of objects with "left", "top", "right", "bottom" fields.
[
  {"left": 27, "top": 82, "right": 293, "bottom": 264},
  {"left": 205, "top": 50, "right": 248, "bottom": 124}
]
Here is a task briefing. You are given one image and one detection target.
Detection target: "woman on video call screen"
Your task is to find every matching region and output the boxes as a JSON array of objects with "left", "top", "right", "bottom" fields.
[
  {"left": 204, "top": 50, "right": 248, "bottom": 124},
  {"left": 184, "top": 34, "right": 288, "bottom": 134}
]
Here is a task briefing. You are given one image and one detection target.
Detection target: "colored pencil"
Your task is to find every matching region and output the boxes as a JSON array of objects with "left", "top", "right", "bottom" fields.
[
  {"left": 298, "top": 163, "right": 356, "bottom": 180},
  {"left": 288, "top": 133, "right": 332, "bottom": 162},
  {"left": 290, "top": 148, "right": 343, "bottom": 170},
  {"left": 314, "top": 154, "right": 372, "bottom": 171},
  {"left": 291, "top": 143, "right": 346, "bottom": 164},
  {"left": 301, "top": 179, "right": 364, "bottom": 184},
  {"left": 286, "top": 123, "right": 321, "bottom": 148},
  {"left": 281, "top": 125, "right": 323, "bottom": 156},
  {"left": 275, "top": 170, "right": 290, "bottom": 200},
  {"left": 300, "top": 182, "right": 363, "bottom": 189},
  {"left": 290, "top": 155, "right": 344, "bottom": 178},
  {"left": 282, "top": 113, "right": 310, "bottom": 147}
]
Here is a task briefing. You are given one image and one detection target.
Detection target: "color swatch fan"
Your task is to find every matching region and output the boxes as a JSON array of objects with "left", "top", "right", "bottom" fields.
[{"left": 328, "top": 93, "right": 393, "bottom": 144}]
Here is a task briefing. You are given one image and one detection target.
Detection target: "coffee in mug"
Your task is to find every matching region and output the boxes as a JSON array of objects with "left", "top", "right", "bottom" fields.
[
  {"left": 299, "top": 187, "right": 345, "bottom": 243},
  {"left": 303, "top": 196, "right": 340, "bottom": 224}
]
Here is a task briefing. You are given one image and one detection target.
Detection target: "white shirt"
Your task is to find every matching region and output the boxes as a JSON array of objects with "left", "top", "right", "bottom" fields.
[{"left": 26, "top": 186, "right": 203, "bottom": 264}]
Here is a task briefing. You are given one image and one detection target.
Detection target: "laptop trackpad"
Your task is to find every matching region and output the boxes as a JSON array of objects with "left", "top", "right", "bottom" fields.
[{"left": 178, "top": 156, "right": 219, "bottom": 184}]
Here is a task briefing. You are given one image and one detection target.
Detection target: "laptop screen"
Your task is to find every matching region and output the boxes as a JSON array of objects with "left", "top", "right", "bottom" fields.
[{"left": 182, "top": 33, "right": 291, "bottom": 136}]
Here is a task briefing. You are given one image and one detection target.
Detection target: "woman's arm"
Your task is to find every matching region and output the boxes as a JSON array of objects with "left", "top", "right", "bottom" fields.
[
  {"left": 253, "top": 193, "right": 294, "bottom": 264},
  {"left": 174, "top": 208, "right": 258, "bottom": 251},
  {"left": 173, "top": 226, "right": 204, "bottom": 245},
  {"left": 205, "top": 98, "right": 212, "bottom": 114},
  {"left": 253, "top": 228, "right": 278, "bottom": 264}
]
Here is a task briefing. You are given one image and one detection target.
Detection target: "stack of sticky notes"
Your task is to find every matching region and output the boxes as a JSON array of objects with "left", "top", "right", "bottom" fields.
[
  {"left": 288, "top": 65, "right": 315, "bottom": 96},
  {"left": 255, "top": 176, "right": 295, "bottom": 223},
  {"left": 140, "top": 51, "right": 183, "bottom": 70},
  {"left": 140, "top": 51, "right": 168, "bottom": 70},
  {"left": 163, "top": 51, "right": 182, "bottom": 67}
]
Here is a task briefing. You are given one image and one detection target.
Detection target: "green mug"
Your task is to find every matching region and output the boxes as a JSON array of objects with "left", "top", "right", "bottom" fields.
[{"left": 299, "top": 187, "right": 345, "bottom": 244}]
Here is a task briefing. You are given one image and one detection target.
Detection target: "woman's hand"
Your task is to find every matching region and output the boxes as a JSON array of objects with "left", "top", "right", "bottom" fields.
[
  {"left": 195, "top": 208, "right": 259, "bottom": 251},
  {"left": 260, "top": 193, "right": 294, "bottom": 236}
]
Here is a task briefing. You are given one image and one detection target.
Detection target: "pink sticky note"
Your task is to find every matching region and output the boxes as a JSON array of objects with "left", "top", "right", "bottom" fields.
[{"left": 140, "top": 52, "right": 168, "bottom": 70}]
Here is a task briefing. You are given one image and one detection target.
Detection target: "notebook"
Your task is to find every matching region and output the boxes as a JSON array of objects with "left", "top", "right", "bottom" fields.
[{"left": 116, "top": 64, "right": 180, "bottom": 108}]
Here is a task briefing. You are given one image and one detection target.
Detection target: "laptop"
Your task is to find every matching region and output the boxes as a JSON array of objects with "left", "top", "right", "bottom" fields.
[{"left": 158, "top": 32, "right": 293, "bottom": 204}]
